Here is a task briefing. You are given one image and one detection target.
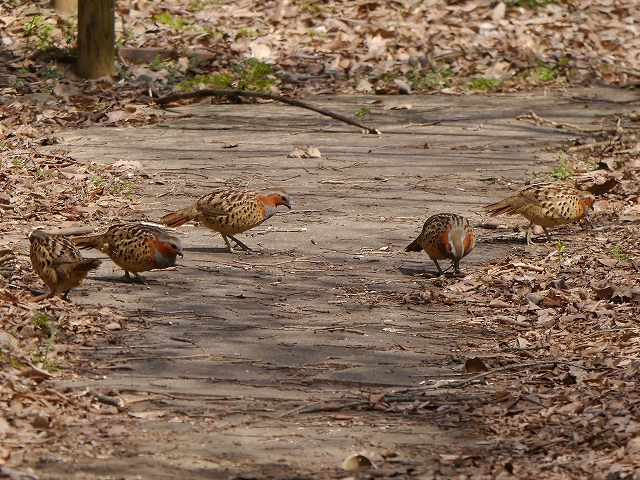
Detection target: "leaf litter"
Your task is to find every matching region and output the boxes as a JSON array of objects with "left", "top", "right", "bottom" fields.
[
  {"left": 1, "top": 0, "right": 639, "bottom": 123},
  {"left": 0, "top": 145, "right": 145, "bottom": 471},
  {"left": 327, "top": 135, "right": 640, "bottom": 478},
  {"left": 1, "top": 0, "right": 640, "bottom": 477}
]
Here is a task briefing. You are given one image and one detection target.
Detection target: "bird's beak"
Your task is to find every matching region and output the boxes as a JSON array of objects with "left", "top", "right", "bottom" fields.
[{"left": 283, "top": 199, "right": 292, "bottom": 209}]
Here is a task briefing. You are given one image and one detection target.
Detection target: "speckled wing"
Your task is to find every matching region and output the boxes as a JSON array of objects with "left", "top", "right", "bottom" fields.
[
  {"left": 32, "top": 231, "right": 83, "bottom": 267},
  {"left": 196, "top": 189, "right": 266, "bottom": 235},
  {"left": 196, "top": 190, "right": 244, "bottom": 218},
  {"left": 422, "top": 214, "right": 449, "bottom": 243},
  {"left": 512, "top": 184, "right": 583, "bottom": 224},
  {"left": 100, "top": 223, "right": 180, "bottom": 273},
  {"left": 30, "top": 230, "right": 100, "bottom": 294}
]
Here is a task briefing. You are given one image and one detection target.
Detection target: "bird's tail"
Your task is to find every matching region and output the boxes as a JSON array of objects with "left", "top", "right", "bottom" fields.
[
  {"left": 58, "top": 258, "right": 101, "bottom": 277},
  {"left": 483, "top": 199, "right": 516, "bottom": 217},
  {"left": 79, "top": 258, "right": 102, "bottom": 272},
  {"left": 405, "top": 237, "right": 423, "bottom": 252},
  {"left": 72, "top": 233, "right": 104, "bottom": 250},
  {"left": 160, "top": 206, "right": 198, "bottom": 228}
]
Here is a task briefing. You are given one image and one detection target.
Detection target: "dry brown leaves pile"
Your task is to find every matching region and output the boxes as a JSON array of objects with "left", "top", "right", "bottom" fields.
[
  {"left": 0, "top": 145, "right": 144, "bottom": 235},
  {"left": 395, "top": 137, "right": 640, "bottom": 478},
  {"left": 1, "top": 5, "right": 151, "bottom": 467},
  {"left": 2, "top": 0, "right": 640, "bottom": 476},
  {"left": 1, "top": 235, "right": 131, "bottom": 471},
  {"left": 93, "top": 0, "right": 640, "bottom": 93},
  {"left": 0, "top": 146, "right": 142, "bottom": 470},
  {"left": 0, "top": 0, "right": 639, "bottom": 119},
  {"left": 0, "top": 283, "right": 127, "bottom": 468}
]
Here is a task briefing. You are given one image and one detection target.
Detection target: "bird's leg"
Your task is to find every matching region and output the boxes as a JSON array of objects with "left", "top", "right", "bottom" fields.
[
  {"left": 542, "top": 227, "right": 552, "bottom": 243},
  {"left": 525, "top": 224, "right": 534, "bottom": 246},
  {"left": 221, "top": 234, "right": 234, "bottom": 252},
  {"left": 122, "top": 270, "right": 145, "bottom": 283},
  {"left": 227, "top": 235, "right": 253, "bottom": 252},
  {"left": 452, "top": 259, "right": 461, "bottom": 275},
  {"left": 432, "top": 259, "right": 444, "bottom": 276},
  {"left": 441, "top": 259, "right": 462, "bottom": 276},
  {"left": 33, "top": 289, "right": 55, "bottom": 302}
]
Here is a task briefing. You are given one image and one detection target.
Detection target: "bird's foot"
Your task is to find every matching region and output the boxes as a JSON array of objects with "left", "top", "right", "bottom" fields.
[
  {"left": 228, "top": 235, "right": 253, "bottom": 252},
  {"left": 122, "top": 272, "right": 145, "bottom": 284},
  {"left": 32, "top": 290, "right": 54, "bottom": 302}
]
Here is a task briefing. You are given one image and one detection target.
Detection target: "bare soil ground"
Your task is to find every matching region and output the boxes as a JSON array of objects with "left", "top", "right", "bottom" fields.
[{"left": 11, "top": 88, "right": 640, "bottom": 479}]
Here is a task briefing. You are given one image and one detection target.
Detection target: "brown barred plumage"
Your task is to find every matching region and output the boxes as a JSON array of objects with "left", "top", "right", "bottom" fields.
[
  {"left": 406, "top": 213, "right": 476, "bottom": 275},
  {"left": 160, "top": 188, "right": 291, "bottom": 251},
  {"left": 29, "top": 229, "right": 101, "bottom": 301},
  {"left": 72, "top": 222, "right": 182, "bottom": 282},
  {"left": 484, "top": 183, "right": 594, "bottom": 244}
]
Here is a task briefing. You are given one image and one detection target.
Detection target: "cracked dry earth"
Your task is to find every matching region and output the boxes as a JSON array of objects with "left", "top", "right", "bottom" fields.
[{"left": 18, "top": 88, "right": 640, "bottom": 479}]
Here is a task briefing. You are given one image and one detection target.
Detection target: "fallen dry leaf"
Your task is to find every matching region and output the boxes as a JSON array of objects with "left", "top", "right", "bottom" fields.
[{"left": 288, "top": 146, "right": 321, "bottom": 159}]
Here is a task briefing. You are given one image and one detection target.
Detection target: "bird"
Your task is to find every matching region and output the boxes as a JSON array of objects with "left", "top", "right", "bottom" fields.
[
  {"left": 72, "top": 222, "right": 183, "bottom": 283},
  {"left": 405, "top": 213, "right": 476, "bottom": 275},
  {"left": 160, "top": 188, "right": 291, "bottom": 251},
  {"left": 483, "top": 183, "right": 594, "bottom": 244},
  {"left": 29, "top": 228, "right": 101, "bottom": 301}
]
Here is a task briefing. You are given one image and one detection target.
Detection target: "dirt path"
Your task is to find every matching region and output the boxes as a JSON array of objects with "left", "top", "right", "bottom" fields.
[{"left": 32, "top": 88, "right": 638, "bottom": 479}]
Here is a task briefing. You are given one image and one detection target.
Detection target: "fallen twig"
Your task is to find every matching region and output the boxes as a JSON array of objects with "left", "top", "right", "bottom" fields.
[
  {"left": 157, "top": 88, "right": 381, "bottom": 134},
  {"left": 399, "top": 361, "right": 566, "bottom": 392},
  {"left": 0, "top": 466, "right": 38, "bottom": 480},
  {"left": 510, "top": 262, "right": 545, "bottom": 272},
  {"left": 568, "top": 139, "right": 619, "bottom": 153},
  {"left": 94, "top": 393, "right": 125, "bottom": 409},
  {"left": 279, "top": 400, "right": 369, "bottom": 417},
  {"left": 169, "top": 336, "right": 197, "bottom": 345},
  {"left": 312, "top": 326, "right": 367, "bottom": 335},
  {"left": 569, "top": 95, "right": 640, "bottom": 105},
  {"left": 114, "top": 353, "right": 212, "bottom": 362},
  {"left": 282, "top": 361, "right": 591, "bottom": 416},
  {"left": 516, "top": 111, "right": 625, "bottom": 137},
  {"left": 491, "top": 315, "right": 532, "bottom": 329},
  {"left": 619, "top": 68, "right": 640, "bottom": 78}
]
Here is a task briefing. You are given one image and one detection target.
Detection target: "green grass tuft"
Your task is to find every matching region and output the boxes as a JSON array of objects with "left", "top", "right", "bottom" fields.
[
  {"left": 24, "top": 15, "right": 54, "bottom": 50},
  {"left": 153, "top": 11, "right": 190, "bottom": 30},
  {"left": 354, "top": 107, "right": 371, "bottom": 119},
  {"left": 177, "top": 58, "right": 276, "bottom": 92},
  {"left": 467, "top": 77, "right": 501, "bottom": 91},
  {"left": 32, "top": 312, "right": 53, "bottom": 336},
  {"left": 551, "top": 158, "right": 573, "bottom": 180},
  {"left": 236, "top": 27, "right": 259, "bottom": 39},
  {"left": 408, "top": 66, "right": 454, "bottom": 90},
  {"left": 535, "top": 64, "right": 558, "bottom": 82},
  {"left": 610, "top": 245, "right": 631, "bottom": 263}
]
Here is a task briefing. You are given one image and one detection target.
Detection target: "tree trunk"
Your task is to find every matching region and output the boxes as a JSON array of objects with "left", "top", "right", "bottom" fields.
[
  {"left": 77, "top": 0, "right": 115, "bottom": 78},
  {"left": 51, "top": 0, "right": 77, "bottom": 15}
]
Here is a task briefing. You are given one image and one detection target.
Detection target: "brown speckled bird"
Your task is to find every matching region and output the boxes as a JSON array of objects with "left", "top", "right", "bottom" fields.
[
  {"left": 160, "top": 188, "right": 291, "bottom": 251},
  {"left": 405, "top": 213, "right": 476, "bottom": 275},
  {"left": 29, "top": 228, "right": 101, "bottom": 301},
  {"left": 483, "top": 183, "right": 594, "bottom": 244},
  {"left": 72, "top": 222, "right": 183, "bottom": 282}
]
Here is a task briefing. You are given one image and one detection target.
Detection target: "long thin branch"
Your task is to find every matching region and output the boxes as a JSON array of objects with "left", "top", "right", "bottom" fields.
[
  {"left": 279, "top": 400, "right": 369, "bottom": 417},
  {"left": 516, "top": 111, "right": 625, "bottom": 137},
  {"left": 284, "top": 361, "right": 583, "bottom": 415},
  {"left": 157, "top": 89, "right": 381, "bottom": 135}
]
